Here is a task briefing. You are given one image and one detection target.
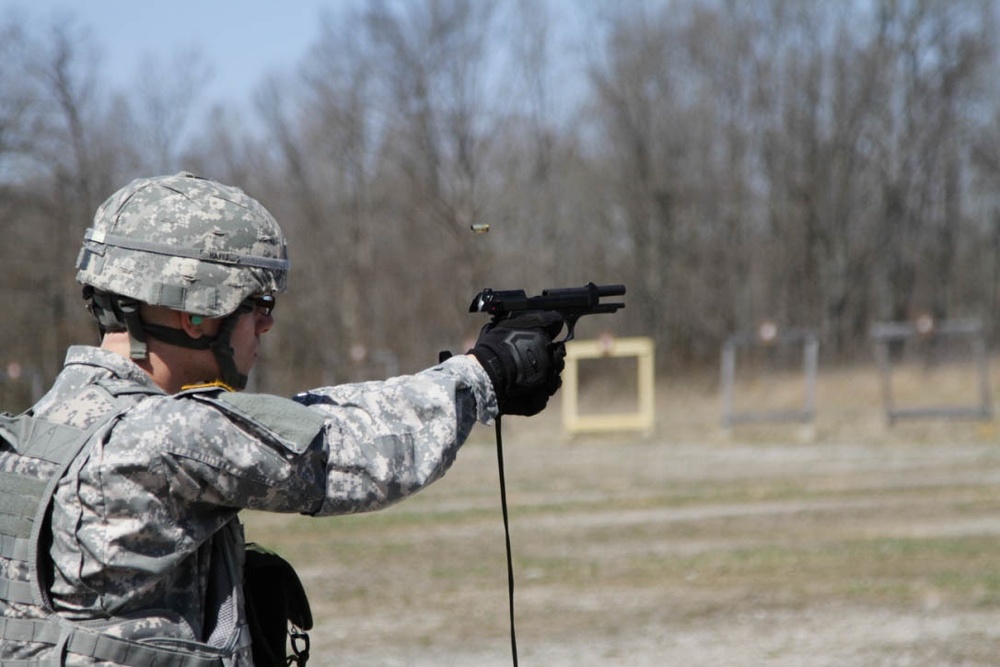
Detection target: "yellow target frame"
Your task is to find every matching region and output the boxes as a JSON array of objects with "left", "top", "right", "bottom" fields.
[{"left": 561, "top": 336, "right": 655, "bottom": 436}]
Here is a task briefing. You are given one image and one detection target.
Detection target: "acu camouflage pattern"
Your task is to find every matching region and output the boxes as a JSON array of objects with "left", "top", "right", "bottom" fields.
[
  {"left": 0, "top": 344, "right": 496, "bottom": 665},
  {"left": 0, "top": 369, "right": 249, "bottom": 664},
  {"left": 75, "top": 172, "right": 289, "bottom": 318}
]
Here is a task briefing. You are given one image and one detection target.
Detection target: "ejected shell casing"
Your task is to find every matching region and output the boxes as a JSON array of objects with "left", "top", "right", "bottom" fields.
[{"left": 470, "top": 223, "right": 490, "bottom": 233}]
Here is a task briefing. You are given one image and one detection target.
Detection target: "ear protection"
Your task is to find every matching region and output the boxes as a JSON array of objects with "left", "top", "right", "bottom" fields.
[{"left": 191, "top": 316, "right": 204, "bottom": 326}]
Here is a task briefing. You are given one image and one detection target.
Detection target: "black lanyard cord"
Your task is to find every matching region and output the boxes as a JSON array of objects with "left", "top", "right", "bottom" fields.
[{"left": 495, "top": 416, "right": 519, "bottom": 666}]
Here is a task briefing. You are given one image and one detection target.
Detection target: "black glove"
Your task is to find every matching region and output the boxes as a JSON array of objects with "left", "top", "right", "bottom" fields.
[{"left": 470, "top": 311, "right": 566, "bottom": 416}]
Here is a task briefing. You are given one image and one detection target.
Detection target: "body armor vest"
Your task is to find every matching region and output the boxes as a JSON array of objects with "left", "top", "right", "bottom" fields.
[{"left": 0, "top": 381, "right": 244, "bottom": 666}]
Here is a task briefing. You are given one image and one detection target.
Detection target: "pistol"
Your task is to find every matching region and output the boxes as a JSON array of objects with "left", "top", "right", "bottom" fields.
[{"left": 470, "top": 282, "right": 626, "bottom": 342}]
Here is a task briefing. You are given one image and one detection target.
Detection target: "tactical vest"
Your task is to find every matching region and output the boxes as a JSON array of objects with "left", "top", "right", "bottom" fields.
[{"left": 0, "top": 380, "right": 246, "bottom": 666}]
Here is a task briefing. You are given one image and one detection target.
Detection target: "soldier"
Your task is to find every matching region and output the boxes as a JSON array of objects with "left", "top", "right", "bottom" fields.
[{"left": 0, "top": 172, "right": 564, "bottom": 665}]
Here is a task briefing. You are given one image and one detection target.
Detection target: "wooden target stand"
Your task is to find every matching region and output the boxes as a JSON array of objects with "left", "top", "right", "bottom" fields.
[
  {"left": 561, "top": 336, "right": 655, "bottom": 436},
  {"left": 871, "top": 317, "right": 993, "bottom": 425},
  {"left": 720, "top": 323, "right": 819, "bottom": 429}
]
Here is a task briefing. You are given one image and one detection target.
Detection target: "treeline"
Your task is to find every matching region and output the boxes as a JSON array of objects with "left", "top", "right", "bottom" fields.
[{"left": 2, "top": 0, "right": 999, "bottom": 400}]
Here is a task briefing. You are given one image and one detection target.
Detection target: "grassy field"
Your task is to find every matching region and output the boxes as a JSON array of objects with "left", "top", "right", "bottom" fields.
[{"left": 243, "top": 360, "right": 1000, "bottom": 665}]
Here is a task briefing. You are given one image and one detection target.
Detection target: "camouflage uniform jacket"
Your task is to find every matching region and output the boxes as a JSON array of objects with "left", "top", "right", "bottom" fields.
[{"left": 1, "top": 345, "right": 497, "bottom": 664}]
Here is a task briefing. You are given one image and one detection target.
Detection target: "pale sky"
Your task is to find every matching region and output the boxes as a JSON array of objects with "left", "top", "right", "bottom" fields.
[
  {"left": 4, "top": 0, "right": 355, "bottom": 109},
  {"left": 3, "top": 0, "right": 601, "bottom": 143}
]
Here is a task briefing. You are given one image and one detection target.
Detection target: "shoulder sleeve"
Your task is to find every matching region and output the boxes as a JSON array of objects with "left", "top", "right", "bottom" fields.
[
  {"left": 191, "top": 391, "right": 327, "bottom": 455},
  {"left": 289, "top": 354, "right": 496, "bottom": 515}
]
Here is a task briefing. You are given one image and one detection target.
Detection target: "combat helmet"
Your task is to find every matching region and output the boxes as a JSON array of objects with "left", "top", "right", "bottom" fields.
[{"left": 76, "top": 172, "right": 289, "bottom": 389}]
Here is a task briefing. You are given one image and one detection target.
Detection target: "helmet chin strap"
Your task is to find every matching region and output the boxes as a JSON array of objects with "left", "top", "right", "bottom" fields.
[
  {"left": 85, "top": 288, "right": 251, "bottom": 390},
  {"left": 205, "top": 307, "right": 251, "bottom": 390},
  {"left": 83, "top": 287, "right": 150, "bottom": 360},
  {"left": 143, "top": 305, "right": 252, "bottom": 390}
]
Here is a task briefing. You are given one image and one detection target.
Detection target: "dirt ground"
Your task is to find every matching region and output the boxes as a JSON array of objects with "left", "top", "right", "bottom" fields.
[{"left": 244, "top": 365, "right": 1000, "bottom": 665}]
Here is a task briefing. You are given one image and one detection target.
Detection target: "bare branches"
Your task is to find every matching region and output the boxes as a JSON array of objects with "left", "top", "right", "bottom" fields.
[{"left": 3, "top": 0, "right": 1000, "bottom": 394}]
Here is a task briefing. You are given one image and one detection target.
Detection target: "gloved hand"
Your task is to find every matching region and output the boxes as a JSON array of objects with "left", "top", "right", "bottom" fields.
[{"left": 470, "top": 311, "right": 566, "bottom": 416}]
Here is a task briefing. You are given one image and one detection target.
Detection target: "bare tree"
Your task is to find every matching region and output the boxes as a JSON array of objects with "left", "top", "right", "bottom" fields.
[
  {"left": 585, "top": 3, "right": 682, "bottom": 363},
  {"left": 867, "top": 0, "right": 994, "bottom": 328},
  {"left": 360, "top": 0, "right": 505, "bottom": 355},
  {"left": 132, "top": 49, "right": 211, "bottom": 172},
  {"left": 6, "top": 0, "right": 1000, "bottom": 392},
  {"left": 8, "top": 18, "right": 108, "bottom": 378}
]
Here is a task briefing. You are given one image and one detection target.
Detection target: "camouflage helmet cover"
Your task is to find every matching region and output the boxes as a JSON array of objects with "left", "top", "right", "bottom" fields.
[{"left": 76, "top": 172, "right": 289, "bottom": 317}]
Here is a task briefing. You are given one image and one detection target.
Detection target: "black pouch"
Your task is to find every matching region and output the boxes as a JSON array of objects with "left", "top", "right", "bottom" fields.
[{"left": 244, "top": 542, "right": 313, "bottom": 666}]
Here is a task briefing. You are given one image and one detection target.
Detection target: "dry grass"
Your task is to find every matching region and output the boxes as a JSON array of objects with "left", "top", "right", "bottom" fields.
[{"left": 243, "top": 359, "right": 1000, "bottom": 665}]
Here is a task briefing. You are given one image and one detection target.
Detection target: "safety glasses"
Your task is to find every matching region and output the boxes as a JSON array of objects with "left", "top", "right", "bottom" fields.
[{"left": 245, "top": 293, "right": 276, "bottom": 316}]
